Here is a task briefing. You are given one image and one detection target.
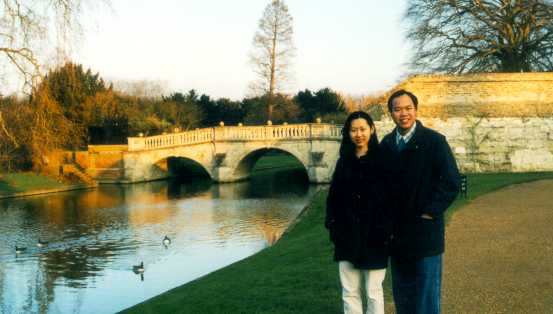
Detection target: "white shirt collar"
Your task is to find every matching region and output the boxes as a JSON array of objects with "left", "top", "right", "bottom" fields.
[{"left": 395, "top": 122, "right": 417, "bottom": 145}]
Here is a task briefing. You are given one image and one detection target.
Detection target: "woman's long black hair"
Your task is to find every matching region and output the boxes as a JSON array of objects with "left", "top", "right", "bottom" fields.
[{"left": 339, "top": 111, "right": 379, "bottom": 159}]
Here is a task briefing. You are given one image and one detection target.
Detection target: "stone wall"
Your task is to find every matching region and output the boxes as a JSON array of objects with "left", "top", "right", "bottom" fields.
[
  {"left": 375, "top": 117, "right": 553, "bottom": 173},
  {"left": 375, "top": 73, "right": 553, "bottom": 173},
  {"left": 387, "top": 73, "right": 553, "bottom": 118},
  {"left": 81, "top": 145, "right": 127, "bottom": 182}
]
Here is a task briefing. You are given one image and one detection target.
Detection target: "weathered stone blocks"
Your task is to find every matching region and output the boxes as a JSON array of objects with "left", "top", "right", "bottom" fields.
[{"left": 386, "top": 117, "right": 553, "bottom": 173}]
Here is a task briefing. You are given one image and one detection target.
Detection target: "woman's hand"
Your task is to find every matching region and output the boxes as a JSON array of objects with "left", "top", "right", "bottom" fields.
[{"left": 421, "top": 213, "right": 433, "bottom": 220}]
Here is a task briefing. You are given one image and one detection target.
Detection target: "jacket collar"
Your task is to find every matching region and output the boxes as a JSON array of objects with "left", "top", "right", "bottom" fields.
[{"left": 383, "top": 120, "right": 426, "bottom": 151}]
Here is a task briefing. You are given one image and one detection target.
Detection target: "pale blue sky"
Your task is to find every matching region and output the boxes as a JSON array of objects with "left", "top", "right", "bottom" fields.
[{"left": 75, "top": 0, "right": 409, "bottom": 99}]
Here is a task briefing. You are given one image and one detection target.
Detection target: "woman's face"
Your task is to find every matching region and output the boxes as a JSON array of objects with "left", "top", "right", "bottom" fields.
[{"left": 349, "top": 118, "right": 372, "bottom": 150}]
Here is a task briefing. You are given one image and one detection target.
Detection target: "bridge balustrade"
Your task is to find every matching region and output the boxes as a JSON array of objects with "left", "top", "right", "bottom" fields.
[
  {"left": 127, "top": 123, "right": 341, "bottom": 151},
  {"left": 311, "top": 123, "right": 342, "bottom": 138}
]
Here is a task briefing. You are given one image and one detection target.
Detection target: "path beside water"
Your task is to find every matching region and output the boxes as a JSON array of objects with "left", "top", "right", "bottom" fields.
[{"left": 441, "top": 180, "right": 553, "bottom": 313}]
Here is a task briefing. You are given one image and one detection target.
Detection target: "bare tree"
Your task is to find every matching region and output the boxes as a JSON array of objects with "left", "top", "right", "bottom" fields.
[
  {"left": 0, "top": 0, "right": 105, "bottom": 90},
  {"left": 1, "top": 0, "right": 108, "bottom": 171},
  {"left": 405, "top": 0, "right": 553, "bottom": 73},
  {"left": 111, "top": 79, "right": 169, "bottom": 99},
  {"left": 250, "top": 0, "right": 295, "bottom": 121}
]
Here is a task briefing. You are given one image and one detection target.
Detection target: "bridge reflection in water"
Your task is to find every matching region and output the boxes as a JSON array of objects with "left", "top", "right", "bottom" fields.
[{"left": 0, "top": 167, "right": 317, "bottom": 314}]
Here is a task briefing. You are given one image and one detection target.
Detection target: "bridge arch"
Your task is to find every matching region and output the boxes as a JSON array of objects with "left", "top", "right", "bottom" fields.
[
  {"left": 151, "top": 154, "right": 213, "bottom": 180},
  {"left": 121, "top": 123, "right": 341, "bottom": 183},
  {"left": 233, "top": 147, "right": 308, "bottom": 180}
]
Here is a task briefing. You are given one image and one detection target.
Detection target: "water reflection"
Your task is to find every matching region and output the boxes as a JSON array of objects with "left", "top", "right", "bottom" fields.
[{"left": 0, "top": 169, "right": 317, "bottom": 313}]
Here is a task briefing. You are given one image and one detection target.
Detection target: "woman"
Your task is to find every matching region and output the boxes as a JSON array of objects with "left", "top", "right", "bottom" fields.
[{"left": 325, "top": 111, "right": 391, "bottom": 314}]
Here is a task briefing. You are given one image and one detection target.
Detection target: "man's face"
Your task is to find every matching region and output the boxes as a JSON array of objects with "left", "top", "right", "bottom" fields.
[{"left": 390, "top": 94, "right": 417, "bottom": 134}]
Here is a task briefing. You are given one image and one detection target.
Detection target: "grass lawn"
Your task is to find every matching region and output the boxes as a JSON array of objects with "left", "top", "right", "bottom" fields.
[
  {"left": 0, "top": 172, "right": 66, "bottom": 195},
  {"left": 122, "top": 170, "right": 553, "bottom": 314},
  {"left": 251, "top": 151, "right": 305, "bottom": 174}
]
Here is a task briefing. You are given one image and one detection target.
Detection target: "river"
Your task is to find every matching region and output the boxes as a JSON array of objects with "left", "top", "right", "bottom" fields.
[{"left": 0, "top": 168, "right": 318, "bottom": 313}]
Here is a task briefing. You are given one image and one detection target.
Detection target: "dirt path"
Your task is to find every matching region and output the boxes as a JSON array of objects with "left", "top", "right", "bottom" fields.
[
  {"left": 384, "top": 180, "right": 553, "bottom": 313},
  {"left": 442, "top": 180, "right": 553, "bottom": 313}
]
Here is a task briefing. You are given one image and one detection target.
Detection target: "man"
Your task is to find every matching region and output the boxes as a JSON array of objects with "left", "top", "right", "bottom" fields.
[{"left": 380, "top": 90, "right": 460, "bottom": 313}]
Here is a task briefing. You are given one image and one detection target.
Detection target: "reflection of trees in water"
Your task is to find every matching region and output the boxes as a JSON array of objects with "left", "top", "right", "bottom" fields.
[
  {"left": 0, "top": 248, "right": 107, "bottom": 314},
  {"left": 250, "top": 212, "right": 289, "bottom": 246},
  {"left": 39, "top": 241, "right": 121, "bottom": 288},
  {"left": 1, "top": 187, "right": 137, "bottom": 313},
  {"left": 166, "top": 177, "right": 212, "bottom": 199},
  {"left": 31, "top": 239, "right": 124, "bottom": 313},
  {"left": 248, "top": 168, "right": 309, "bottom": 198},
  {"left": 210, "top": 168, "right": 313, "bottom": 245},
  {"left": 2, "top": 190, "right": 116, "bottom": 312},
  {"left": 0, "top": 265, "right": 4, "bottom": 312},
  {"left": 22, "top": 276, "right": 34, "bottom": 313},
  {"left": 211, "top": 168, "right": 309, "bottom": 200},
  {"left": 120, "top": 178, "right": 212, "bottom": 203},
  {"left": 211, "top": 203, "right": 299, "bottom": 246},
  {"left": 33, "top": 262, "right": 53, "bottom": 314},
  {"left": 6, "top": 188, "right": 127, "bottom": 230},
  {"left": 11, "top": 240, "right": 123, "bottom": 314}
]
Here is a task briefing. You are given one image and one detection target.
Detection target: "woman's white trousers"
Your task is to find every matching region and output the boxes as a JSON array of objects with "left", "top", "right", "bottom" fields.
[{"left": 339, "top": 261, "right": 386, "bottom": 314}]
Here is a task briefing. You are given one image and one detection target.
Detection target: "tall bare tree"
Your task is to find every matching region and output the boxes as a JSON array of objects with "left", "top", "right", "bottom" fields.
[
  {"left": 250, "top": 0, "right": 295, "bottom": 121},
  {"left": 405, "top": 0, "right": 553, "bottom": 73}
]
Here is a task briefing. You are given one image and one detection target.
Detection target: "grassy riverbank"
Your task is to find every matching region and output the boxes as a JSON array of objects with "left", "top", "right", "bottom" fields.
[
  {"left": 122, "top": 171, "right": 553, "bottom": 313},
  {"left": 0, "top": 172, "right": 67, "bottom": 196}
]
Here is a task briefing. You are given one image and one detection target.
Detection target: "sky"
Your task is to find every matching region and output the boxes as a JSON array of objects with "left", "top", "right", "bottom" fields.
[{"left": 19, "top": 0, "right": 411, "bottom": 100}]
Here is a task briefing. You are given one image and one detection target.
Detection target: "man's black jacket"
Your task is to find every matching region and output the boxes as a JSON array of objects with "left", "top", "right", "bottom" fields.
[{"left": 380, "top": 121, "right": 460, "bottom": 259}]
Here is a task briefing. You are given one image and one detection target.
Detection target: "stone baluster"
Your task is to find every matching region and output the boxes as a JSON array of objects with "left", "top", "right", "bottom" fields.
[{"left": 127, "top": 123, "right": 341, "bottom": 151}]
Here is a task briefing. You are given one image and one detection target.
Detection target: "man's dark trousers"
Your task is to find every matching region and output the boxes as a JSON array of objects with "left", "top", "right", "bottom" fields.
[{"left": 391, "top": 255, "right": 442, "bottom": 314}]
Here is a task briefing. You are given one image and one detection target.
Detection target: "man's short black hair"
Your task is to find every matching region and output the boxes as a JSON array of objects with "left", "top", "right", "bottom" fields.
[{"left": 387, "top": 89, "right": 418, "bottom": 112}]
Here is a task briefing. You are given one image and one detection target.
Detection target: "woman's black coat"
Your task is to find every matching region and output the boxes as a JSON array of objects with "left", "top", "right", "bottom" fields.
[{"left": 325, "top": 152, "right": 391, "bottom": 269}]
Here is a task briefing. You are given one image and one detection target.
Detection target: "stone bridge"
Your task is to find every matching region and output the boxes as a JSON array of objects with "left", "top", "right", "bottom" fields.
[{"left": 122, "top": 123, "right": 342, "bottom": 183}]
